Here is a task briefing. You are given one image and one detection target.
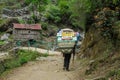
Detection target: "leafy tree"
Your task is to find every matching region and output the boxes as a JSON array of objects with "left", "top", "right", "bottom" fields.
[
  {"left": 25, "top": 0, "right": 48, "bottom": 12},
  {"left": 69, "top": 0, "right": 91, "bottom": 30},
  {"left": 24, "top": 0, "right": 120, "bottom": 30},
  {"left": 45, "top": 0, "right": 72, "bottom": 24},
  {"left": 45, "top": 4, "right": 61, "bottom": 23},
  {"left": 69, "top": 0, "right": 120, "bottom": 30}
]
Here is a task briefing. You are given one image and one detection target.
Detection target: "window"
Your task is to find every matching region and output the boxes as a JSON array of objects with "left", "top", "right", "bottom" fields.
[{"left": 28, "top": 30, "right": 31, "bottom": 33}]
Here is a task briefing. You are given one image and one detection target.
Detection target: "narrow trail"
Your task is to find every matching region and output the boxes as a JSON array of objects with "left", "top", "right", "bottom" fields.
[
  {"left": 20, "top": 47, "right": 62, "bottom": 55},
  {"left": 1, "top": 55, "right": 86, "bottom": 80}
]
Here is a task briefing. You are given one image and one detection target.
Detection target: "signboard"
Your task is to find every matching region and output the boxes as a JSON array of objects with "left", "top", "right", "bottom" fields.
[
  {"left": 62, "top": 32, "right": 74, "bottom": 37},
  {"left": 57, "top": 28, "right": 77, "bottom": 41}
]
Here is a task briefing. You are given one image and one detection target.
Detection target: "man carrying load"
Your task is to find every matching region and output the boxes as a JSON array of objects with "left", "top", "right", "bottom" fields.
[{"left": 56, "top": 28, "right": 80, "bottom": 71}]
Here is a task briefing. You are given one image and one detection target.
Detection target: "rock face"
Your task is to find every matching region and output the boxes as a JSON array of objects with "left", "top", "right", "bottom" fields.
[
  {"left": 1, "top": 3, "right": 41, "bottom": 24},
  {"left": 80, "top": 7, "right": 120, "bottom": 58},
  {"left": 2, "top": 4, "right": 30, "bottom": 17},
  {"left": 79, "top": 6, "right": 120, "bottom": 79}
]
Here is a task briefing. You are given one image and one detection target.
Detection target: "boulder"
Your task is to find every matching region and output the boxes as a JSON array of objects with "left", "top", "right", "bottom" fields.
[{"left": 1, "top": 33, "right": 10, "bottom": 41}]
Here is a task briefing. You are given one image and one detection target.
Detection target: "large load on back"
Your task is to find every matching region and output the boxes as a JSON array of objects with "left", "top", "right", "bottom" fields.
[{"left": 56, "top": 28, "right": 77, "bottom": 53}]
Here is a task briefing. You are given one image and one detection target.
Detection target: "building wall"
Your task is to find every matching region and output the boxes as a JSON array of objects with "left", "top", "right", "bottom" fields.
[{"left": 13, "top": 29, "right": 40, "bottom": 41}]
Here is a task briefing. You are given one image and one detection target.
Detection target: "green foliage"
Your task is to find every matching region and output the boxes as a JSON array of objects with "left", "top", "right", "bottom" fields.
[
  {"left": 71, "top": 0, "right": 120, "bottom": 30},
  {"left": 25, "top": 0, "right": 48, "bottom": 4},
  {"left": 18, "top": 50, "right": 39, "bottom": 64},
  {"left": 0, "top": 40, "right": 6, "bottom": 45},
  {"left": 25, "top": 0, "right": 49, "bottom": 12},
  {"left": 0, "top": 63, "right": 5, "bottom": 75},
  {"left": 10, "top": 0, "right": 120, "bottom": 31},
  {"left": 69, "top": 0, "right": 91, "bottom": 30},
  {"left": 89, "top": 0, "right": 120, "bottom": 11},
  {"left": 0, "top": 19, "right": 7, "bottom": 26},
  {"left": 106, "top": 69, "right": 120, "bottom": 79},
  {"left": 19, "top": 15, "right": 36, "bottom": 24},
  {"left": 44, "top": 1, "right": 72, "bottom": 25},
  {"left": 24, "top": 0, "right": 89, "bottom": 29},
  {"left": 0, "top": 2, "right": 6, "bottom": 13},
  {"left": 58, "top": 1, "right": 72, "bottom": 24},
  {"left": 85, "top": 61, "right": 99, "bottom": 75},
  {"left": 18, "top": 19, "right": 25, "bottom": 24},
  {"left": 40, "top": 53, "right": 49, "bottom": 57},
  {"left": 58, "top": 1, "right": 70, "bottom": 14},
  {"left": 0, "top": 49, "right": 50, "bottom": 76},
  {"left": 41, "top": 22, "right": 49, "bottom": 30},
  {"left": 113, "top": 21, "right": 120, "bottom": 47},
  {"left": 4, "top": 59, "right": 21, "bottom": 69},
  {"left": 4, "top": 50, "right": 39, "bottom": 69},
  {"left": 45, "top": 4, "right": 61, "bottom": 23}
]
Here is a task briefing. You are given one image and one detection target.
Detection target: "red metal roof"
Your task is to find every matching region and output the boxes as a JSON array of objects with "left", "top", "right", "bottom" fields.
[{"left": 13, "top": 23, "right": 42, "bottom": 30}]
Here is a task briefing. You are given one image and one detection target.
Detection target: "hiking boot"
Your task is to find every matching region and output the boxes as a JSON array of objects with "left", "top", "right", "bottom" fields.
[
  {"left": 66, "top": 69, "right": 70, "bottom": 71},
  {"left": 63, "top": 67, "right": 66, "bottom": 70}
]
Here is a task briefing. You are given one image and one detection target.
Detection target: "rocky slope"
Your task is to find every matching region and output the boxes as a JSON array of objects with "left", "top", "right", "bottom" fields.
[{"left": 79, "top": 6, "right": 120, "bottom": 79}]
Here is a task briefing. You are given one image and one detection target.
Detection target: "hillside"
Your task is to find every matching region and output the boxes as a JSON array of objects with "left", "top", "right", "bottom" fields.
[
  {"left": 79, "top": 1, "right": 120, "bottom": 79},
  {"left": 0, "top": 0, "right": 120, "bottom": 80},
  {"left": 0, "top": 0, "right": 84, "bottom": 45}
]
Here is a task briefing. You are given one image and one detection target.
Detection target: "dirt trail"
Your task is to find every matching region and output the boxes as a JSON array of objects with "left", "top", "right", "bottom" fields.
[
  {"left": 20, "top": 47, "right": 61, "bottom": 55},
  {"left": 2, "top": 55, "right": 86, "bottom": 80}
]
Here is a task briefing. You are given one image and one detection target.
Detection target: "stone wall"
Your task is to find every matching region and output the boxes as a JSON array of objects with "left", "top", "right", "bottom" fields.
[{"left": 0, "top": 41, "right": 14, "bottom": 51}]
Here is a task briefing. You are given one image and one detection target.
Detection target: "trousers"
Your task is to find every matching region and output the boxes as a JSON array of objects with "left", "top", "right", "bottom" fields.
[{"left": 63, "top": 53, "right": 71, "bottom": 70}]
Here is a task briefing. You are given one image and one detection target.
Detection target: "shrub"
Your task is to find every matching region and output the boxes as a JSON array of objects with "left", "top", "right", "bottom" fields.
[
  {"left": 4, "top": 50, "right": 39, "bottom": 70},
  {"left": 0, "top": 40, "right": 6, "bottom": 45},
  {"left": 4, "top": 59, "right": 21, "bottom": 69},
  {"left": 106, "top": 69, "right": 120, "bottom": 79},
  {"left": 45, "top": 4, "right": 61, "bottom": 23},
  {"left": 18, "top": 50, "right": 39, "bottom": 63},
  {"left": 40, "top": 53, "right": 49, "bottom": 57},
  {"left": 0, "top": 62, "right": 5, "bottom": 75},
  {"left": 41, "top": 22, "right": 48, "bottom": 30}
]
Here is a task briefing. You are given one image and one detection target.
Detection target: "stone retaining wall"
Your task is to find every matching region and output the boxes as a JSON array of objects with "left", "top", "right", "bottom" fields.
[{"left": 0, "top": 42, "right": 14, "bottom": 51}]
